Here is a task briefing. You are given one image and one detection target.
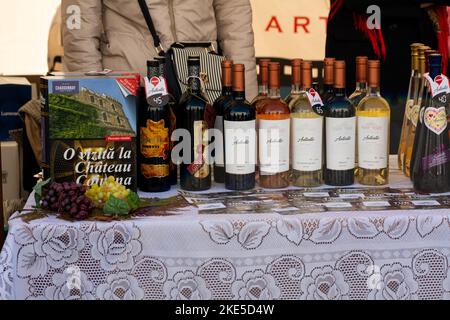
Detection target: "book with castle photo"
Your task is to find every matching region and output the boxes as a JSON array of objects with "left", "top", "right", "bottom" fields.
[{"left": 40, "top": 74, "right": 140, "bottom": 190}]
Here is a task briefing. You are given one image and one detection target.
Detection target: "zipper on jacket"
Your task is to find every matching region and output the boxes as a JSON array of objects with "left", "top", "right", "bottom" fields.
[{"left": 168, "top": 0, "right": 178, "bottom": 42}]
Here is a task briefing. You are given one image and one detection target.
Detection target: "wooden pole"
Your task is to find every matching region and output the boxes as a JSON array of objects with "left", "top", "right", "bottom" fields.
[{"left": 0, "top": 142, "right": 4, "bottom": 248}]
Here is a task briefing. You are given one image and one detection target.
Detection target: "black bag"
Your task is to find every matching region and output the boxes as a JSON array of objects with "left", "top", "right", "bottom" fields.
[{"left": 137, "top": 0, "right": 225, "bottom": 104}]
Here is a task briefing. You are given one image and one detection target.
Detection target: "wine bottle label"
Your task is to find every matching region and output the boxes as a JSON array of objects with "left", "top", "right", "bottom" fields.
[
  {"left": 424, "top": 74, "right": 450, "bottom": 98},
  {"left": 357, "top": 116, "right": 389, "bottom": 169},
  {"left": 224, "top": 120, "right": 256, "bottom": 175},
  {"left": 144, "top": 76, "right": 169, "bottom": 107},
  {"left": 305, "top": 88, "right": 325, "bottom": 116},
  {"left": 214, "top": 116, "right": 224, "bottom": 167},
  {"left": 326, "top": 117, "right": 356, "bottom": 170},
  {"left": 292, "top": 117, "right": 323, "bottom": 171},
  {"left": 405, "top": 99, "right": 414, "bottom": 121},
  {"left": 424, "top": 107, "right": 448, "bottom": 135},
  {"left": 141, "top": 164, "right": 169, "bottom": 178},
  {"left": 187, "top": 120, "right": 210, "bottom": 178},
  {"left": 140, "top": 119, "right": 169, "bottom": 159},
  {"left": 258, "top": 119, "right": 290, "bottom": 174},
  {"left": 421, "top": 144, "right": 450, "bottom": 170}
]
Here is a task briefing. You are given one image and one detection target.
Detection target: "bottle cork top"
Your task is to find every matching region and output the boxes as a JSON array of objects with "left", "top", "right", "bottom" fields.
[{"left": 333, "top": 60, "right": 346, "bottom": 88}]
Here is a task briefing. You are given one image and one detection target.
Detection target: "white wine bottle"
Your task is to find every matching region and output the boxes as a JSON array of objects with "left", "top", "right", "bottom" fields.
[{"left": 356, "top": 60, "right": 390, "bottom": 185}]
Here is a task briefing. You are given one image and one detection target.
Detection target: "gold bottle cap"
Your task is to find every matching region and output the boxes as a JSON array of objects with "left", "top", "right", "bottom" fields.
[
  {"left": 232, "top": 64, "right": 245, "bottom": 92},
  {"left": 418, "top": 46, "right": 430, "bottom": 74},
  {"left": 259, "top": 59, "right": 270, "bottom": 85},
  {"left": 268, "top": 62, "right": 280, "bottom": 89},
  {"left": 221, "top": 59, "right": 233, "bottom": 87},
  {"left": 368, "top": 60, "right": 380, "bottom": 88}
]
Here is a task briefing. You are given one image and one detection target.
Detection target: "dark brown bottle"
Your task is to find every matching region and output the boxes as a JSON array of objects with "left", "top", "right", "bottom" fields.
[
  {"left": 257, "top": 62, "right": 291, "bottom": 188},
  {"left": 213, "top": 60, "right": 234, "bottom": 183},
  {"left": 138, "top": 60, "right": 171, "bottom": 192},
  {"left": 178, "top": 56, "right": 212, "bottom": 191},
  {"left": 224, "top": 64, "right": 256, "bottom": 190}
]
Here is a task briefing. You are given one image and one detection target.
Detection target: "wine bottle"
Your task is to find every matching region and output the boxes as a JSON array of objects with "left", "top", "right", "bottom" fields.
[
  {"left": 213, "top": 59, "right": 234, "bottom": 183},
  {"left": 321, "top": 58, "right": 335, "bottom": 104},
  {"left": 178, "top": 56, "right": 212, "bottom": 191},
  {"left": 325, "top": 60, "right": 356, "bottom": 186},
  {"left": 398, "top": 43, "right": 423, "bottom": 171},
  {"left": 285, "top": 59, "right": 303, "bottom": 106},
  {"left": 156, "top": 56, "right": 178, "bottom": 185},
  {"left": 412, "top": 53, "right": 450, "bottom": 193},
  {"left": 410, "top": 49, "right": 437, "bottom": 180},
  {"left": 138, "top": 60, "right": 171, "bottom": 192},
  {"left": 290, "top": 61, "right": 324, "bottom": 187},
  {"left": 404, "top": 45, "right": 430, "bottom": 177},
  {"left": 224, "top": 64, "right": 256, "bottom": 191},
  {"left": 349, "top": 56, "right": 368, "bottom": 107},
  {"left": 356, "top": 60, "right": 390, "bottom": 185},
  {"left": 257, "top": 62, "right": 291, "bottom": 189}
]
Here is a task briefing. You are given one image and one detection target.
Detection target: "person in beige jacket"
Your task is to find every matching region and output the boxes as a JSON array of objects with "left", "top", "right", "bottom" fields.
[{"left": 61, "top": 0, "right": 258, "bottom": 100}]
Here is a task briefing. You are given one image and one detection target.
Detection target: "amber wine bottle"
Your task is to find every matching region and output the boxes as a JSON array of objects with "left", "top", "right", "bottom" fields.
[
  {"left": 257, "top": 62, "right": 291, "bottom": 188},
  {"left": 356, "top": 60, "right": 390, "bottom": 185},
  {"left": 404, "top": 46, "right": 430, "bottom": 177},
  {"left": 138, "top": 60, "right": 171, "bottom": 192},
  {"left": 213, "top": 59, "right": 234, "bottom": 183},
  {"left": 398, "top": 43, "right": 423, "bottom": 171},
  {"left": 224, "top": 64, "right": 256, "bottom": 191},
  {"left": 410, "top": 49, "right": 437, "bottom": 180},
  {"left": 349, "top": 56, "right": 368, "bottom": 107},
  {"left": 325, "top": 60, "right": 356, "bottom": 186},
  {"left": 290, "top": 61, "right": 324, "bottom": 187},
  {"left": 251, "top": 59, "right": 271, "bottom": 112},
  {"left": 285, "top": 59, "right": 303, "bottom": 106},
  {"left": 412, "top": 54, "right": 450, "bottom": 193},
  {"left": 178, "top": 56, "right": 212, "bottom": 191}
]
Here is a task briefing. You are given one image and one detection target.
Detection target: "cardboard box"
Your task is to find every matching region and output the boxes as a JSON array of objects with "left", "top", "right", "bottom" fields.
[
  {"left": 0, "top": 77, "right": 32, "bottom": 140},
  {"left": 40, "top": 74, "right": 139, "bottom": 190}
]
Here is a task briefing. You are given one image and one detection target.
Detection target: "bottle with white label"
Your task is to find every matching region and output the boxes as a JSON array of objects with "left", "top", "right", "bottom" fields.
[
  {"left": 224, "top": 64, "right": 256, "bottom": 190},
  {"left": 325, "top": 60, "right": 356, "bottom": 186},
  {"left": 290, "top": 61, "right": 323, "bottom": 187},
  {"left": 213, "top": 59, "right": 234, "bottom": 183},
  {"left": 356, "top": 60, "right": 390, "bottom": 185},
  {"left": 257, "top": 62, "right": 291, "bottom": 188}
]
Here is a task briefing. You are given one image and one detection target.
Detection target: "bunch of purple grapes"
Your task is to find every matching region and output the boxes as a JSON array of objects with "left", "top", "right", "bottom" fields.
[{"left": 41, "top": 182, "right": 95, "bottom": 220}]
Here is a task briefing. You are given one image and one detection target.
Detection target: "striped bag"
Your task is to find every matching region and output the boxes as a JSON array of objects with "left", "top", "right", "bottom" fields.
[{"left": 138, "top": 0, "right": 225, "bottom": 104}]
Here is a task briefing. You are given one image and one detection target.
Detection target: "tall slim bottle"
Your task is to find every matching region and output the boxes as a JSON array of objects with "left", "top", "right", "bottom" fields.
[
  {"left": 412, "top": 53, "right": 450, "bottom": 193},
  {"left": 257, "top": 62, "right": 291, "bottom": 189},
  {"left": 325, "top": 61, "right": 356, "bottom": 186},
  {"left": 213, "top": 59, "right": 234, "bottom": 183},
  {"left": 156, "top": 56, "right": 178, "bottom": 185},
  {"left": 290, "top": 61, "right": 324, "bottom": 187},
  {"left": 138, "top": 60, "right": 171, "bottom": 192},
  {"left": 178, "top": 56, "right": 212, "bottom": 191},
  {"left": 410, "top": 49, "right": 437, "bottom": 179},
  {"left": 356, "top": 60, "right": 390, "bottom": 185},
  {"left": 404, "top": 46, "right": 430, "bottom": 177},
  {"left": 285, "top": 59, "right": 303, "bottom": 106},
  {"left": 398, "top": 43, "right": 423, "bottom": 171},
  {"left": 349, "top": 56, "right": 368, "bottom": 107},
  {"left": 321, "top": 58, "right": 335, "bottom": 104},
  {"left": 251, "top": 59, "right": 271, "bottom": 112},
  {"left": 224, "top": 64, "right": 256, "bottom": 191}
]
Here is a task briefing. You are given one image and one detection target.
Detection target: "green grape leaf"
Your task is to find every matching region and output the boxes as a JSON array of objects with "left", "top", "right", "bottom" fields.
[
  {"left": 33, "top": 178, "right": 51, "bottom": 208},
  {"left": 103, "top": 195, "right": 130, "bottom": 216},
  {"left": 126, "top": 191, "right": 140, "bottom": 210}
]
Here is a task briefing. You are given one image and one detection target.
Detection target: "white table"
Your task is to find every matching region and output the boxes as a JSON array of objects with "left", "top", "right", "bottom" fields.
[{"left": 1, "top": 157, "right": 450, "bottom": 300}]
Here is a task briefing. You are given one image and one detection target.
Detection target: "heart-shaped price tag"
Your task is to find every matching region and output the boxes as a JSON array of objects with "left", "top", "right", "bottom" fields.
[
  {"left": 306, "top": 88, "right": 325, "bottom": 116},
  {"left": 144, "top": 76, "right": 170, "bottom": 107},
  {"left": 424, "top": 107, "right": 447, "bottom": 135}
]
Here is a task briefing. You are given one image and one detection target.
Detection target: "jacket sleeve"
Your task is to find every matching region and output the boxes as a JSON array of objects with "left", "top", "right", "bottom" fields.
[
  {"left": 213, "top": 0, "right": 258, "bottom": 100},
  {"left": 61, "top": 0, "right": 103, "bottom": 71}
]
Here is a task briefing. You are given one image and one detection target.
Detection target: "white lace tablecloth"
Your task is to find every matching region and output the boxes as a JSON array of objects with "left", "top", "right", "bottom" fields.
[{"left": 2, "top": 157, "right": 450, "bottom": 300}]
